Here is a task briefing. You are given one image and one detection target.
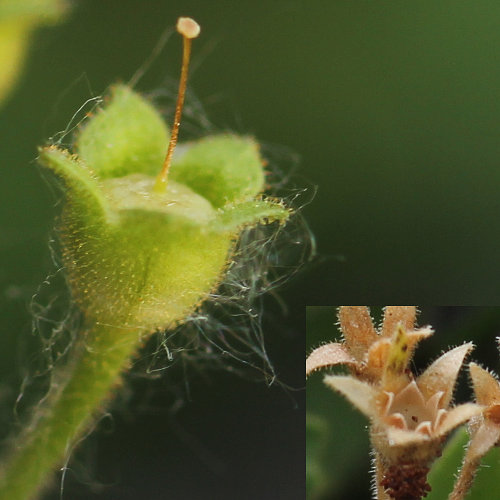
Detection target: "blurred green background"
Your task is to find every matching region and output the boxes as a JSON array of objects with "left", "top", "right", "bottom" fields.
[
  {"left": 307, "top": 307, "right": 500, "bottom": 499},
  {"left": 4, "top": 0, "right": 500, "bottom": 498}
]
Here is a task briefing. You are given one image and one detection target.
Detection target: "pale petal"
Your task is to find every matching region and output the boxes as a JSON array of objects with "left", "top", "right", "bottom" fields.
[
  {"left": 324, "top": 375, "right": 376, "bottom": 418},
  {"left": 381, "top": 306, "right": 417, "bottom": 338},
  {"left": 469, "top": 362, "right": 500, "bottom": 406},
  {"left": 391, "top": 380, "right": 426, "bottom": 411},
  {"left": 418, "top": 343, "right": 473, "bottom": 407},
  {"left": 338, "top": 306, "right": 378, "bottom": 361},
  {"left": 415, "top": 421, "right": 433, "bottom": 436},
  {"left": 467, "top": 419, "right": 500, "bottom": 460},
  {"left": 425, "top": 391, "right": 444, "bottom": 415},
  {"left": 386, "top": 413, "right": 407, "bottom": 429},
  {"left": 435, "top": 408, "right": 447, "bottom": 429},
  {"left": 306, "top": 343, "right": 356, "bottom": 377},
  {"left": 436, "top": 403, "right": 483, "bottom": 437},
  {"left": 386, "top": 427, "right": 430, "bottom": 446},
  {"left": 379, "top": 391, "right": 394, "bottom": 415},
  {"left": 385, "top": 381, "right": 437, "bottom": 430}
]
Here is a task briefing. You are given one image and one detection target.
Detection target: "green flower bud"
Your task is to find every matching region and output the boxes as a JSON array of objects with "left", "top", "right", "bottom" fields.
[
  {"left": 0, "top": 19, "right": 293, "bottom": 500},
  {"left": 39, "top": 84, "right": 289, "bottom": 332}
]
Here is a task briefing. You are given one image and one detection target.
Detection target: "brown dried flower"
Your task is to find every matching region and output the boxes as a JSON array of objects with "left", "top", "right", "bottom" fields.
[{"left": 306, "top": 307, "right": 481, "bottom": 500}]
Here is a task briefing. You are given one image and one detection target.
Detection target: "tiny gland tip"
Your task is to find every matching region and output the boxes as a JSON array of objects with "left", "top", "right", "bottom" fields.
[{"left": 177, "top": 17, "right": 200, "bottom": 39}]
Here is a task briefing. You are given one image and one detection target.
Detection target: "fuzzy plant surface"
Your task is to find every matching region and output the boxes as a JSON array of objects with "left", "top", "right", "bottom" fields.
[
  {"left": 428, "top": 426, "right": 500, "bottom": 500},
  {"left": 305, "top": 307, "right": 500, "bottom": 500},
  {"left": 0, "top": 0, "right": 68, "bottom": 105},
  {"left": 0, "top": 79, "right": 290, "bottom": 499}
]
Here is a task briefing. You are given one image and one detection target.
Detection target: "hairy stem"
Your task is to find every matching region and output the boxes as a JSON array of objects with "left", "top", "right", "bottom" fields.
[
  {"left": 449, "top": 453, "right": 481, "bottom": 500},
  {"left": 375, "top": 453, "right": 391, "bottom": 500},
  {"left": 0, "top": 323, "right": 143, "bottom": 500}
]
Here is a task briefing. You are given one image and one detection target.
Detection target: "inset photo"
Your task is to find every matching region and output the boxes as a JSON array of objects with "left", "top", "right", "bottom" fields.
[{"left": 307, "top": 306, "right": 500, "bottom": 500}]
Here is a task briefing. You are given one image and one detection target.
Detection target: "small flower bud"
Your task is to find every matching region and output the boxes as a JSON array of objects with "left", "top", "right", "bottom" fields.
[{"left": 39, "top": 85, "right": 289, "bottom": 331}]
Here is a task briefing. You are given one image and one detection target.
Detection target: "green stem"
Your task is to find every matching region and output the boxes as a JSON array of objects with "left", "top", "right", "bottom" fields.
[{"left": 0, "top": 323, "right": 143, "bottom": 500}]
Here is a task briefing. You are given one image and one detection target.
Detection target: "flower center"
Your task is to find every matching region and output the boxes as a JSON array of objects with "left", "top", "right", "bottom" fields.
[{"left": 382, "top": 380, "right": 445, "bottom": 435}]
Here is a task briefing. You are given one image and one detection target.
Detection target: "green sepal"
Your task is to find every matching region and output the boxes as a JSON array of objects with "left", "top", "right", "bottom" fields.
[
  {"left": 38, "top": 85, "right": 291, "bottom": 332},
  {"left": 213, "top": 199, "right": 290, "bottom": 233},
  {"left": 170, "top": 134, "right": 266, "bottom": 208},
  {"left": 38, "top": 146, "right": 110, "bottom": 221},
  {"left": 66, "top": 206, "right": 231, "bottom": 330},
  {"left": 76, "top": 85, "right": 169, "bottom": 179}
]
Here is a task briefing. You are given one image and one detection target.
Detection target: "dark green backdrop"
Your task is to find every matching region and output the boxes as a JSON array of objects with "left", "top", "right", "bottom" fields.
[{"left": 3, "top": 1, "right": 500, "bottom": 499}]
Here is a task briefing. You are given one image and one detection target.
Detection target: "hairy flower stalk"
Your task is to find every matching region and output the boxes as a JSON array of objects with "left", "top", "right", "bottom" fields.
[
  {"left": 449, "top": 338, "right": 500, "bottom": 500},
  {"left": 0, "top": 18, "right": 289, "bottom": 500},
  {"left": 306, "top": 307, "right": 481, "bottom": 500}
]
